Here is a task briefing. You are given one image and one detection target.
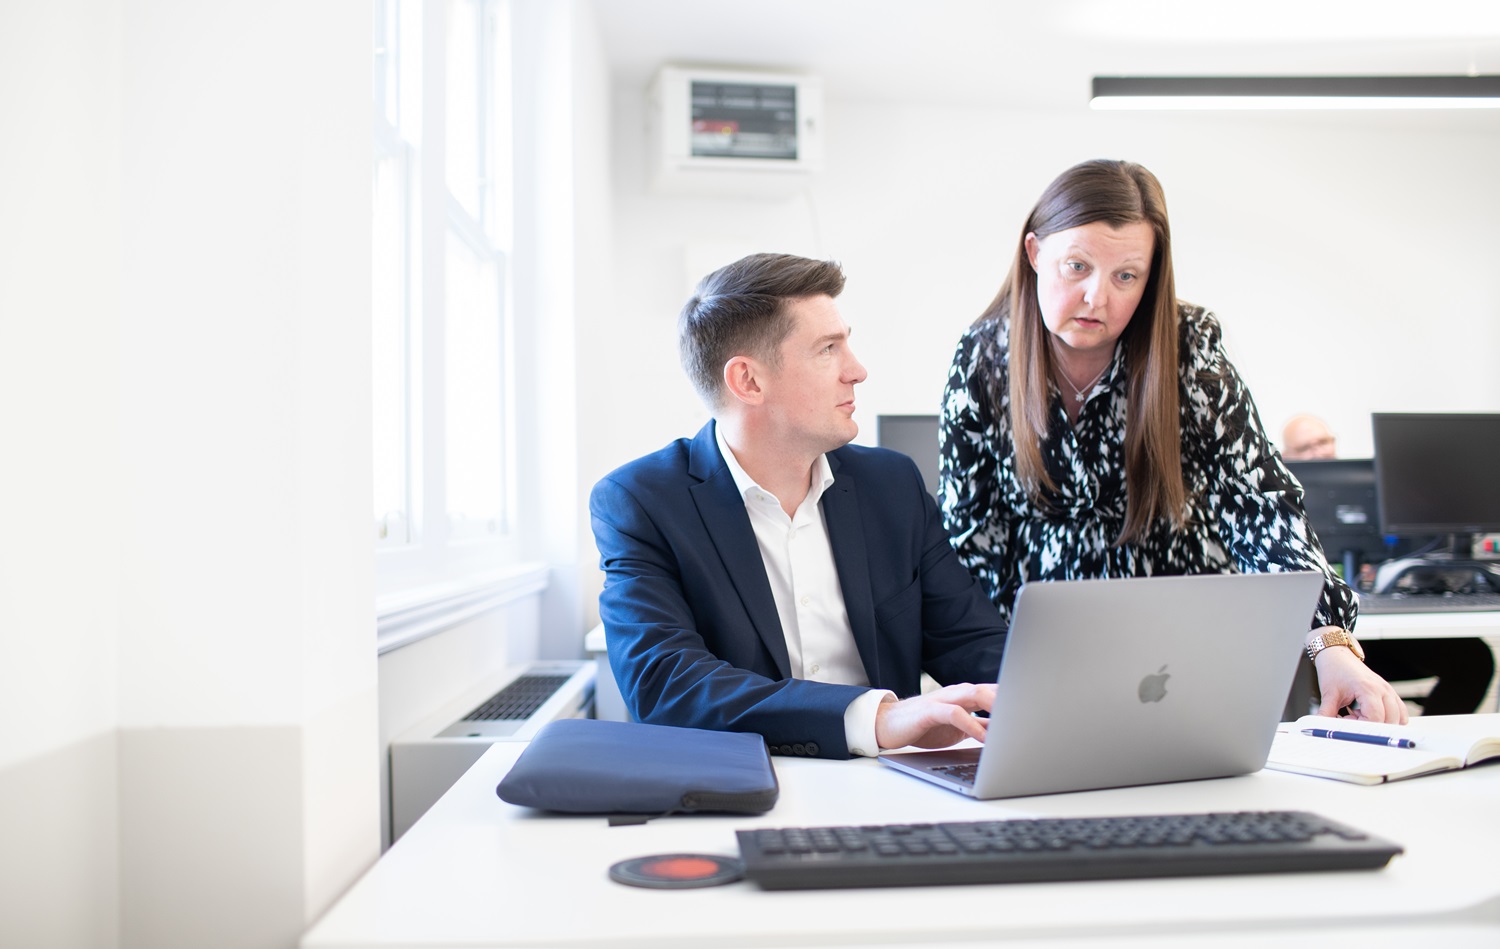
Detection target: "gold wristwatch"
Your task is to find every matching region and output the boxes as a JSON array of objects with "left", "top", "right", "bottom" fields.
[{"left": 1306, "top": 628, "right": 1365, "bottom": 663}]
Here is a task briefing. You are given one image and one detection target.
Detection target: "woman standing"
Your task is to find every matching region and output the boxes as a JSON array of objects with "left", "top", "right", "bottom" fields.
[{"left": 940, "top": 159, "right": 1405, "bottom": 723}]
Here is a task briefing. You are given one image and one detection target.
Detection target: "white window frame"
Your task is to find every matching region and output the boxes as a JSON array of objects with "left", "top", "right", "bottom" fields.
[{"left": 373, "top": 0, "right": 522, "bottom": 612}]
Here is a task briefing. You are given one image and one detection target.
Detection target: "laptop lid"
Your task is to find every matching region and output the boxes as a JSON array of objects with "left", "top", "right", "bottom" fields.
[{"left": 880, "top": 572, "right": 1324, "bottom": 799}]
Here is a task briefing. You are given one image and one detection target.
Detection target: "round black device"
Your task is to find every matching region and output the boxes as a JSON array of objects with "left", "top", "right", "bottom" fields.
[{"left": 607, "top": 853, "right": 744, "bottom": 889}]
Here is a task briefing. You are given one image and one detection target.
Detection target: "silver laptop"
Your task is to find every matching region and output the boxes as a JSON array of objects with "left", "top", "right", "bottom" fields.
[{"left": 879, "top": 572, "right": 1323, "bottom": 799}]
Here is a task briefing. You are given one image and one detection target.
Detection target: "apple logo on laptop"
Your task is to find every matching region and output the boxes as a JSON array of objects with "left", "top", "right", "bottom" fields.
[{"left": 1137, "top": 665, "right": 1170, "bottom": 703}]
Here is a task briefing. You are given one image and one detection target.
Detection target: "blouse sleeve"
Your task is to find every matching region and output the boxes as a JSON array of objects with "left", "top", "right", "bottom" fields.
[
  {"left": 939, "top": 324, "right": 1015, "bottom": 612},
  {"left": 1178, "top": 308, "right": 1359, "bottom": 631}
]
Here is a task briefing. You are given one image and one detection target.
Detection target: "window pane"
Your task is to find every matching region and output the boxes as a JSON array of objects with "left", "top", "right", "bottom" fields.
[
  {"left": 374, "top": 0, "right": 394, "bottom": 125},
  {"left": 485, "top": 0, "right": 511, "bottom": 246},
  {"left": 373, "top": 154, "right": 413, "bottom": 545},
  {"left": 444, "top": 230, "right": 505, "bottom": 538},
  {"left": 375, "top": 0, "right": 423, "bottom": 140},
  {"left": 446, "top": 0, "right": 482, "bottom": 221},
  {"left": 398, "top": 0, "right": 423, "bottom": 143}
]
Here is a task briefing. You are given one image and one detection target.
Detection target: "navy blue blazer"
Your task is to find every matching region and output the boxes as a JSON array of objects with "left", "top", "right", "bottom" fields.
[{"left": 590, "top": 421, "right": 1007, "bottom": 759}]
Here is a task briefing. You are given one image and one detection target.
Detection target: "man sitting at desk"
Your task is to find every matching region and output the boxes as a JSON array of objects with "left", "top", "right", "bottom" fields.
[{"left": 590, "top": 253, "right": 1007, "bottom": 759}]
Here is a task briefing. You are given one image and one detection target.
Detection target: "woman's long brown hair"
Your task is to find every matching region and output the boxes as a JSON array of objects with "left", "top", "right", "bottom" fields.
[{"left": 976, "top": 160, "right": 1185, "bottom": 544}]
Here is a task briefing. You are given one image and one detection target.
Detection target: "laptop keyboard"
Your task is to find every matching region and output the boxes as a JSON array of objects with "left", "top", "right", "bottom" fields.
[
  {"left": 736, "top": 810, "right": 1402, "bottom": 889},
  {"left": 933, "top": 762, "right": 979, "bottom": 783}
]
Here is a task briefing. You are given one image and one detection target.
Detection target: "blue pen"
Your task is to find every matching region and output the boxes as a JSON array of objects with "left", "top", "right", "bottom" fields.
[{"left": 1301, "top": 728, "right": 1415, "bottom": 749}]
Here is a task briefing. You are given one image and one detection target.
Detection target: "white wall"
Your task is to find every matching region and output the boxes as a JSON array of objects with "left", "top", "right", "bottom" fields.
[
  {"left": 115, "top": 2, "right": 378, "bottom": 940},
  {"left": 509, "top": 0, "right": 613, "bottom": 657},
  {"left": 0, "top": 3, "right": 124, "bottom": 946},
  {"left": 564, "top": 2, "right": 616, "bottom": 640},
  {"left": 1, "top": 2, "right": 379, "bottom": 947},
  {"left": 577, "top": 93, "right": 1500, "bottom": 623}
]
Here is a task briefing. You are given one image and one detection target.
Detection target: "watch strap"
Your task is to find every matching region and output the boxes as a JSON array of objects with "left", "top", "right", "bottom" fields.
[{"left": 1307, "top": 628, "right": 1363, "bottom": 662}]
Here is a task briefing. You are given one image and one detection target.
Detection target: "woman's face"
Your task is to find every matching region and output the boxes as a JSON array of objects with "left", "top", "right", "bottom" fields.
[{"left": 1025, "top": 220, "right": 1155, "bottom": 358}]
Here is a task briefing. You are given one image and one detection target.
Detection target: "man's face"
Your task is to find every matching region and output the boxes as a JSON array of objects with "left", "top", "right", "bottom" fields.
[
  {"left": 1283, "top": 418, "right": 1337, "bottom": 460},
  {"left": 759, "top": 294, "right": 867, "bottom": 455}
]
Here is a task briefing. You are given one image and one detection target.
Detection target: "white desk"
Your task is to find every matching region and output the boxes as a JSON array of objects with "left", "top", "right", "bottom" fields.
[
  {"left": 1356, "top": 609, "right": 1500, "bottom": 641},
  {"left": 303, "top": 739, "right": 1500, "bottom": 948}
]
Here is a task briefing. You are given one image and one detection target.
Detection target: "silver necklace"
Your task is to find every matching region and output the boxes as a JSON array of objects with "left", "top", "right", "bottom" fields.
[{"left": 1058, "top": 361, "right": 1110, "bottom": 404}]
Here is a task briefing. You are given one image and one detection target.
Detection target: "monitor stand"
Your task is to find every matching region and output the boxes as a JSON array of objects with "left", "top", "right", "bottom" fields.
[{"left": 1333, "top": 547, "right": 1360, "bottom": 589}]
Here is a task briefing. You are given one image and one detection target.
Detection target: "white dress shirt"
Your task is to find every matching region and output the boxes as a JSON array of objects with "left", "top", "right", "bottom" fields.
[{"left": 715, "top": 426, "right": 893, "bottom": 756}]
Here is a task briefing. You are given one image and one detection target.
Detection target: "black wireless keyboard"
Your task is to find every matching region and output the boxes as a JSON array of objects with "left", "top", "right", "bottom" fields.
[
  {"left": 1359, "top": 591, "right": 1500, "bottom": 614},
  {"left": 735, "top": 810, "right": 1402, "bottom": 890}
]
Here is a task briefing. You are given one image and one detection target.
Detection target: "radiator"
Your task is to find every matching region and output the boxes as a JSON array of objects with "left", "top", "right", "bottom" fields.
[{"left": 388, "top": 660, "right": 595, "bottom": 841}]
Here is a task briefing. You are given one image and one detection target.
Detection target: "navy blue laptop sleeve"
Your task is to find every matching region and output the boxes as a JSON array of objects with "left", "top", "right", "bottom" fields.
[{"left": 495, "top": 718, "right": 780, "bottom": 816}]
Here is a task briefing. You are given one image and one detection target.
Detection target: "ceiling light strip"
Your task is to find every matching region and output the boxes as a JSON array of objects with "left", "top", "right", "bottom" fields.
[{"left": 1090, "top": 75, "right": 1500, "bottom": 110}]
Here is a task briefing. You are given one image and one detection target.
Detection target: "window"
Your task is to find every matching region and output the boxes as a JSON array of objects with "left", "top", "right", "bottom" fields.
[
  {"left": 373, "top": 0, "right": 515, "bottom": 587},
  {"left": 373, "top": 0, "right": 419, "bottom": 548},
  {"left": 444, "top": 228, "right": 506, "bottom": 538}
]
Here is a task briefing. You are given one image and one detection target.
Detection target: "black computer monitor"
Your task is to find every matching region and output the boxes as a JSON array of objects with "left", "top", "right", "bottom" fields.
[
  {"left": 1284, "top": 459, "right": 1392, "bottom": 583},
  {"left": 875, "top": 414, "right": 940, "bottom": 496},
  {"left": 1371, "top": 413, "right": 1500, "bottom": 542}
]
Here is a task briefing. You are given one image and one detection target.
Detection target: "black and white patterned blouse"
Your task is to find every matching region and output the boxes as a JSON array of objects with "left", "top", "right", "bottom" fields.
[{"left": 939, "top": 301, "right": 1355, "bottom": 631}]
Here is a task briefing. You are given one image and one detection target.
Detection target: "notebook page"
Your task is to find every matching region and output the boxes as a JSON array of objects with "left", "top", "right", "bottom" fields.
[{"left": 1267, "top": 722, "right": 1457, "bottom": 783}]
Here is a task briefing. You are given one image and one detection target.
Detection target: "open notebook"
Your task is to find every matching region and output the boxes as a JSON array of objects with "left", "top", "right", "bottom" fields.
[
  {"left": 879, "top": 572, "right": 1323, "bottom": 799},
  {"left": 1267, "top": 713, "right": 1500, "bottom": 784}
]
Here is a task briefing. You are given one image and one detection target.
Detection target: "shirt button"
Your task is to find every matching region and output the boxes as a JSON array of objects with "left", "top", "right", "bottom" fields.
[
  {"left": 799, "top": 595, "right": 810, "bottom": 606},
  {"left": 809, "top": 663, "right": 820, "bottom": 674}
]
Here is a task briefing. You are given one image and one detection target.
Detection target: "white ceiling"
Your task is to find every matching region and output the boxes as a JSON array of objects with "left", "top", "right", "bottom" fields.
[{"left": 590, "top": 0, "right": 1500, "bottom": 110}]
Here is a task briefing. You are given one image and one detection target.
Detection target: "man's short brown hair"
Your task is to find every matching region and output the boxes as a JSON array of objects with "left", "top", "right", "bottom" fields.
[{"left": 678, "top": 253, "right": 846, "bottom": 408}]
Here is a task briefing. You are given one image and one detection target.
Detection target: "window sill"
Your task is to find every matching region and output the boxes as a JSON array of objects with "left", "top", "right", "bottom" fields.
[{"left": 375, "top": 563, "right": 549, "bottom": 655}]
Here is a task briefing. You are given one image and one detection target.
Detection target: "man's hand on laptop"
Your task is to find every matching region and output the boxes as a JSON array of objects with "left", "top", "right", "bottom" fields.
[
  {"left": 1314, "top": 647, "right": 1410, "bottom": 724},
  {"left": 874, "top": 683, "right": 996, "bottom": 751}
]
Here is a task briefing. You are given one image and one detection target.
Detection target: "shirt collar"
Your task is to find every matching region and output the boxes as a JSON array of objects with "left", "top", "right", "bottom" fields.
[{"left": 714, "top": 422, "right": 836, "bottom": 506}]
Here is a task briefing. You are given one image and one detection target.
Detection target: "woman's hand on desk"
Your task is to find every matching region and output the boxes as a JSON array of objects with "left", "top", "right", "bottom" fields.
[
  {"left": 1314, "top": 647, "right": 1410, "bottom": 724},
  {"left": 874, "top": 682, "right": 996, "bottom": 751}
]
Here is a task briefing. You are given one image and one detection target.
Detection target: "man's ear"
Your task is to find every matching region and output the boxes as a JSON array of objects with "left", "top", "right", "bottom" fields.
[{"left": 722, "top": 355, "right": 765, "bottom": 406}]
